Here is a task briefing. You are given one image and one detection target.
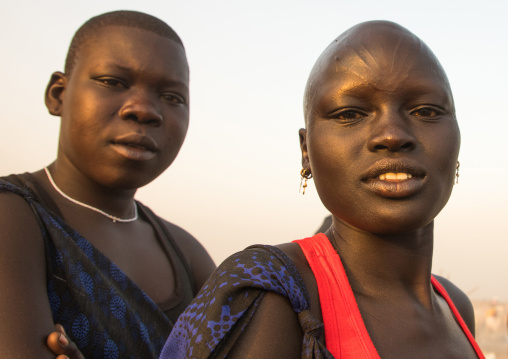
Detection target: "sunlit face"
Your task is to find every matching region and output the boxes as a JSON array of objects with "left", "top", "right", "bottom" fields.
[
  {"left": 54, "top": 26, "right": 189, "bottom": 190},
  {"left": 301, "top": 23, "right": 460, "bottom": 234}
]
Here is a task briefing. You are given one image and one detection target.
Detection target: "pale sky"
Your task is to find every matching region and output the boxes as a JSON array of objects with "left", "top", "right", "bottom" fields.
[{"left": 1, "top": 0, "right": 507, "bottom": 301}]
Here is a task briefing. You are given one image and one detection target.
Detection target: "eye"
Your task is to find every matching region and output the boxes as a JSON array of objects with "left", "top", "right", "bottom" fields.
[
  {"left": 338, "top": 110, "right": 363, "bottom": 119},
  {"left": 94, "top": 77, "right": 127, "bottom": 88},
  {"left": 410, "top": 106, "right": 442, "bottom": 118},
  {"left": 161, "top": 92, "right": 186, "bottom": 105},
  {"left": 330, "top": 109, "right": 366, "bottom": 124}
]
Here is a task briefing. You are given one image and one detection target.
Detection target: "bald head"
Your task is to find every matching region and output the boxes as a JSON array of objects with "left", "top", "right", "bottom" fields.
[{"left": 303, "top": 21, "right": 453, "bottom": 125}]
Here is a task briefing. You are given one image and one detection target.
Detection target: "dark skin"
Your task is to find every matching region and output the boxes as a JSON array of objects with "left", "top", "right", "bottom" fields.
[
  {"left": 227, "top": 22, "right": 477, "bottom": 358},
  {"left": 0, "top": 25, "right": 215, "bottom": 358}
]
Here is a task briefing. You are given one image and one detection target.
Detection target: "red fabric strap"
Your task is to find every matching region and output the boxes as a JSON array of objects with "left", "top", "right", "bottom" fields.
[
  {"left": 431, "top": 277, "right": 485, "bottom": 358},
  {"left": 294, "top": 233, "right": 380, "bottom": 358},
  {"left": 294, "top": 233, "right": 485, "bottom": 359}
]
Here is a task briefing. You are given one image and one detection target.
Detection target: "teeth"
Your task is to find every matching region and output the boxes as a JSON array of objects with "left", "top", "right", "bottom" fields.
[{"left": 378, "top": 173, "right": 412, "bottom": 181}]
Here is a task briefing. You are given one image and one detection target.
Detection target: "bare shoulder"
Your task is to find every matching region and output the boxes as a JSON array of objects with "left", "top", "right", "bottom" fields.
[
  {"left": 434, "top": 274, "right": 476, "bottom": 335},
  {"left": 275, "top": 242, "right": 317, "bottom": 284},
  {"left": 161, "top": 220, "right": 216, "bottom": 294},
  {"left": 276, "top": 242, "right": 323, "bottom": 322},
  {"left": 0, "top": 192, "right": 57, "bottom": 357},
  {"left": 227, "top": 291, "right": 303, "bottom": 358},
  {"left": 276, "top": 242, "right": 309, "bottom": 268},
  {"left": 0, "top": 191, "right": 44, "bottom": 250}
]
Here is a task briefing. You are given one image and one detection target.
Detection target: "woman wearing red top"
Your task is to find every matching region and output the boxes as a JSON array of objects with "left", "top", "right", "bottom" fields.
[
  {"left": 160, "top": 20, "right": 484, "bottom": 359},
  {"left": 158, "top": 20, "right": 485, "bottom": 358}
]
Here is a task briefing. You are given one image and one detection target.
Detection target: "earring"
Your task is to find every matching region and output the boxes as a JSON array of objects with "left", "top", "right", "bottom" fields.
[
  {"left": 300, "top": 169, "right": 313, "bottom": 195},
  {"left": 456, "top": 161, "right": 460, "bottom": 184}
]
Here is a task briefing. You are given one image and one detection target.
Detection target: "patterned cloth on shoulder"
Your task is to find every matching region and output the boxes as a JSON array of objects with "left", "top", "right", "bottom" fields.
[
  {"left": 0, "top": 177, "right": 171, "bottom": 359},
  {"left": 161, "top": 245, "right": 334, "bottom": 358}
]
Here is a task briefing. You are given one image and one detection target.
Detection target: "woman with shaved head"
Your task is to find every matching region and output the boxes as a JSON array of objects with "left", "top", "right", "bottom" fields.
[{"left": 162, "top": 21, "right": 485, "bottom": 358}]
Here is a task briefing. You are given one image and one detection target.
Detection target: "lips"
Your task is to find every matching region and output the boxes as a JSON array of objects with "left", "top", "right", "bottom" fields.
[
  {"left": 111, "top": 133, "right": 158, "bottom": 161},
  {"left": 361, "top": 160, "right": 426, "bottom": 198}
]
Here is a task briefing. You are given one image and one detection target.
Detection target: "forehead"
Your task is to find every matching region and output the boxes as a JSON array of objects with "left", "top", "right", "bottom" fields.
[
  {"left": 74, "top": 25, "right": 189, "bottom": 84},
  {"left": 306, "top": 23, "right": 452, "bottom": 109}
]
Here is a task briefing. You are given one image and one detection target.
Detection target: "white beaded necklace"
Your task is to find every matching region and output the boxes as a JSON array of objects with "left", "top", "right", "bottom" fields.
[{"left": 44, "top": 167, "right": 138, "bottom": 223}]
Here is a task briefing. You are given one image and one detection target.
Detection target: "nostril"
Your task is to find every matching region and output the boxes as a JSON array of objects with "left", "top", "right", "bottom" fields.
[
  {"left": 124, "top": 113, "right": 138, "bottom": 122},
  {"left": 369, "top": 138, "right": 415, "bottom": 152},
  {"left": 401, "top": 142, "right": 414, "bottom": 150},
  {"left": 373, "top": 144, "right": 388, "bottom": 151}
]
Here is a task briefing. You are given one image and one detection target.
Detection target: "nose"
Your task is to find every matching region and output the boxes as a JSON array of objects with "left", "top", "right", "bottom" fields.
[
  {"left": 119, "top": 90, "right": 163, "bottom": 126},
  {"left": 367, "top": 112, "right": 416, "bottom": 152}
]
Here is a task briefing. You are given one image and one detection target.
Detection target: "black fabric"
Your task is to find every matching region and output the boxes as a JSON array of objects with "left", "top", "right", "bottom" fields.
[{"left": 0, "top": 173, "right": 193, "bottom": 358}]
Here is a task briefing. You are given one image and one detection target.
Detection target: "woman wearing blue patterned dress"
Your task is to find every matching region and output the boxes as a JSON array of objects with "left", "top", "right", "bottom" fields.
[{"left": 0, "top": 10, "right": 215, "bottom": 359}]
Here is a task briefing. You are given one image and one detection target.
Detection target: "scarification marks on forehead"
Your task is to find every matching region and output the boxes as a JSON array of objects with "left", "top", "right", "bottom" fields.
[
  {"left": 304, "top": 21, "right": 451, "bottom": 123},
  {"left": 331, "top": 31, "right": 424, "bottom": 93}
]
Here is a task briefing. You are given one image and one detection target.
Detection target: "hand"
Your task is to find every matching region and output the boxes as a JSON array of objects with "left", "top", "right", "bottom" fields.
[{"left": 46, "top": 324, "right": 85, "bottom": 359}]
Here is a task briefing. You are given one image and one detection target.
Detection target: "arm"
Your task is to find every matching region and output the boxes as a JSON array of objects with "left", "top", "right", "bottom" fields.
[
  {"left": 434, "top": 275, "right": 476, "bottom": 336},
  {"left": 163, "top": 222, "right": 216, "bottom": 294},
  {"left": 0, "top": 192, "right": 58, "bottom": 358},
  {"left": 226, "top": 291, "right": 303, "bottom": 358}
]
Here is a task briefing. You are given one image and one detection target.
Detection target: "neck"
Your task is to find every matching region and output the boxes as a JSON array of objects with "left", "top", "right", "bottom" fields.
[
  {"left": 43, "top": 162, "right": 137, "bottom": 221},
  {"left": 329, "top": 217, "right": 435, "bottom": 303}
]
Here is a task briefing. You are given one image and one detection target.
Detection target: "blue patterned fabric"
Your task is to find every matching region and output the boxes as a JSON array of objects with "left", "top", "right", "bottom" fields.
[
  {"left": 161, "top": 245, "right": 334, "bottom": 358},
  {"left": 0, "top": 177, "right": 172, "bottom": 359}
]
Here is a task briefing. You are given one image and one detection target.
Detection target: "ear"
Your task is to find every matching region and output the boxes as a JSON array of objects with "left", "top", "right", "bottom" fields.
[
  {"left": 299, "top": 128, "right": 311, "bottom": 174},
  {"left": 45, "top": 72, "right": 67, "bottom": 116}
]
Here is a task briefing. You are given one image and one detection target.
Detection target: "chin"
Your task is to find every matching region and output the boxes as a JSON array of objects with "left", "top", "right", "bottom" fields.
[{"left": 100, "top": 166, "right": 165, "bottom": 191}]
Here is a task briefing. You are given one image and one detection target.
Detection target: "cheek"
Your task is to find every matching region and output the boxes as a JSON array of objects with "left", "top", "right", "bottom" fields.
[
  {"left": 414, "top": 122, "right": 460, "bottom": 219},
  {"left": 307, "top": 127, "right": 361, "bottom": 182},
  {"left": 171, "top": 115, "right": 189, "bottom": 145},
  {"left": 160, "top": 115, "right": 189, "bottom": 158},
  {"left": 61, "top": 87, "right": 109, "bottom": 136},
  {"left": 426, "top": 122, "right": 460, "bottom": 182},
  {"left": 307, "top": 130, "right": 362, "bottom": 214}
]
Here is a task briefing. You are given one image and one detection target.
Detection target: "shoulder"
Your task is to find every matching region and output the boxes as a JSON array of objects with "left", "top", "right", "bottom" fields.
[
  {"left": 276, "top": 242, "right": 323, "bottom": 322},
  {"left": 276, "top": 242, "right": 310, "bottom": 270},
  {"left": 0, "top": 188, "right": 43, "bottom": 239},
  {"left": 168, "top": 246, "right": 307, "bottom": 359},
  {"left": 197, "top": 244, "right": 309, "bottom": 301},
  {"left": 160, "top": 218, "right": 214, "bottom": 264},
  {"left": 433, "top": 275, "right": 476, "bottom": 335},
  {"left": 0, "top": 182, "right": 57, "bottom": 357},
  {"left": 159, "top": 218, "right": 216, "bottom": 294},
  {"left": 212, "top": 245, "right": 292, "bottom": 278},
  {"left": 223, "top": 244, "right": 322, "bottom": 358},
  {"left": 0, "top": 172, "right": 56, "bottom": 242},
  {"left": 162, "top": 219, "right": 201, "bottom": 248},
  {"left": 227, "top": 291, "right": 303, "bottom": 358},
  {"left": 0, "top": 178, "right": 46, "bottom": 261}
]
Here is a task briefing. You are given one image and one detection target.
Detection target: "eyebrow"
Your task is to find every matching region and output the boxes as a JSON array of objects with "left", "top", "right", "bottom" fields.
[
  {"left": 333, "top": 81, "right": 451, "bottom": 100},
  {"left": 400, "top": 84, "right": 451, "bottom": 99},
  {"left": 332, "top": 82, "right": 374, "bottom": 98},
  {"left": 110, "top": 63, "right": 189, "bottom": 91}
]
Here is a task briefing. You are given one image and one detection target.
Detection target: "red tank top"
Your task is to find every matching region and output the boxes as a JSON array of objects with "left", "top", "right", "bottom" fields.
[{"left": 294, "top": 233, "right": 485, "bottom": 359}]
